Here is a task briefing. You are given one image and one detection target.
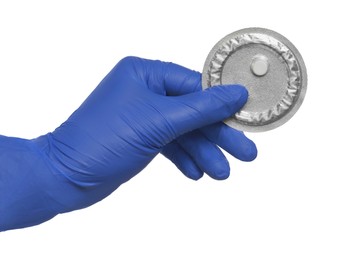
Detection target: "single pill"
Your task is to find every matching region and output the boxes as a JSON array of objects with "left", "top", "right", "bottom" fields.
[{"left": 250, "top": 54, "right": 269, "bottom": 77}]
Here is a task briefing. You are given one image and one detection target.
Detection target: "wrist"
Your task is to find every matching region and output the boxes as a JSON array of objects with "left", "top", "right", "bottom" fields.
[{"left": 0, "top": 135, "right": 64, "bottom": 231}]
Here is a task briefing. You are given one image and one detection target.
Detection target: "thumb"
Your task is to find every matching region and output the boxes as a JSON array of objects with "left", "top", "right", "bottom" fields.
[{"left": 162, "top": 84, "right": 248, "bottom": 138}]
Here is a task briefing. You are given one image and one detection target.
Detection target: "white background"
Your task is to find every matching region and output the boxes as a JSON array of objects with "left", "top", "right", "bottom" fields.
[{"left": 0, "top": 0, "right": 341, "bottom": 259}]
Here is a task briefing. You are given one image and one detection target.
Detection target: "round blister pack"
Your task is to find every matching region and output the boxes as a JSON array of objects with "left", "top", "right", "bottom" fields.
[{"left": 202, "top": 28, "right": 307, "bottom": 132}]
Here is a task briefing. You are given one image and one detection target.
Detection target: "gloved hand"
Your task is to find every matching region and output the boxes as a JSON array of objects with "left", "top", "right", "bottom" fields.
[{"left": 0, "top": 57, "right": 257, "bottom": 231}]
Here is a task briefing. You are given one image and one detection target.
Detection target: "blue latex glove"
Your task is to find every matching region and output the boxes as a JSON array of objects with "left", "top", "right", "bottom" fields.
[{"left": 0, "top": 57, "right": 257, "bottom": 231}]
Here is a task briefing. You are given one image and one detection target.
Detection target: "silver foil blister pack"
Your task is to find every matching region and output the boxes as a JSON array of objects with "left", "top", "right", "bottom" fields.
[{"left": 202, "top": 28, "right": 307, "bottom": 132}]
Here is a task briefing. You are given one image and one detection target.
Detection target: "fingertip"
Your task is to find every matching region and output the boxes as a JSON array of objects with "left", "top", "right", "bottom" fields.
[
  {"left": 176, "top": 155, "right": 204, "bottom": 181},
  {"left": 223, "top": 84, "right": 248, "bottom": 108},
  {"left": 161, "top": 142, "right": 204, "bottom": 181},
  {"left": 234, "top": 138, "right": 258, "bottom": 162},
  {"left": 242, "top": 140, "right": 258, "bottom": 162},
  {"left": 223, "top": 84, "right": 248, "bottom": 95},
  {"left": 204, "top": 157, "right": 231, "bottom": 180},
  {"left": 235, "top": 131, "right": 258, "bottom": 161},
  {"left": 207, "top": 84, "right": 248, "bottom": 113},
  {"left": 177, "top": 154, "right": 204, "bottom": 181},
  {"left": 201, "top": 123, "right": 258, "bottom": 162},
  {"left": 186, "top": 170, "right": 204, "bottom": 181},
  {"left": 211, "top": 169, "right": 230, "bottom": 180}
]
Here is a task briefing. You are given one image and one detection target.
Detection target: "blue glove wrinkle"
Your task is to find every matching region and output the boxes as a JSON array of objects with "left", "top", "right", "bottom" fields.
[{"left": 162, "top": 63, "right": 202, "bottom": 96}]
